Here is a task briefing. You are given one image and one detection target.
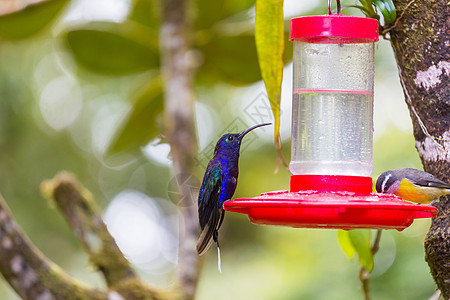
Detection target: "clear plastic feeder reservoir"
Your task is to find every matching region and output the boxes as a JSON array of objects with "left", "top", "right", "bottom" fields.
[{"left": 289, "top": 15, "right": 379, "bottom": 176}]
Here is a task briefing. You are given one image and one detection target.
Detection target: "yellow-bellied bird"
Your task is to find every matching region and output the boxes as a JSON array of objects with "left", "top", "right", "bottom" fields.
[{"left": 376, "top": 168, "right": 450, "bottom": 204}]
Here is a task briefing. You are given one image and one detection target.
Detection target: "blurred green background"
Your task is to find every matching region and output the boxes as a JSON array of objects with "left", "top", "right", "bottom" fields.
[{"left": 0, "top": 0, "right": 434, "bottom": 299}]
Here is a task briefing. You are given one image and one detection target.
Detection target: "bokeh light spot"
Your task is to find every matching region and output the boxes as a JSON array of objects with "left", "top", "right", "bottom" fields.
[
  {"left": 39, "top": 76, "right": 83, "bottom": 130},
  {"left": 104, "top": 190, "right": 179, "bottom": 274}
]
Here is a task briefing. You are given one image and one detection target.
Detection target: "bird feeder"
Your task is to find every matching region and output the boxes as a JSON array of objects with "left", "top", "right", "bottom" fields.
[{"left": 224, "top": 14, "right": 437, "bottom": 230}]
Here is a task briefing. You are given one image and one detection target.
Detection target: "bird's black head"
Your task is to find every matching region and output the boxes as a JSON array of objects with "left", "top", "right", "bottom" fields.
[
  {"left": 213, "top": 123, "right": 271, "bottom": 156},
  {"left": 376, "top": 170, "right": 398, "bottom": 193}
]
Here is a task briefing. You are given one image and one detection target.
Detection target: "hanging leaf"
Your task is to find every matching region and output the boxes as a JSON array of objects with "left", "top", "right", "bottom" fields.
[
  {"left": 372, "top": 0, "right": 396, "bottom": 24},
  {"left": 108, "top": 78, "right": 164, "bottom": 154},
  {"left": 0, "top": 0, "right": 69, "bottom": 40},
  {"left": 64, "top": 22, "right": 159, "bottom": 76},
  {"left": 198, "top": 34, "right": 261, "bottom": 85},
  {"left": 255, "top": 0, "right": 286, "bottom": 166},
  {"left": 348, "top": 229, "right": 374, "bottom": 271},
  {"left": 338, "top": 230, "right": 356, "bottom": 259}
]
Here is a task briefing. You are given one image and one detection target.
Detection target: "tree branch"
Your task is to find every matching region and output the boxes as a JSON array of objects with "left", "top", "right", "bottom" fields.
[
  {"left": 41, "top": 172, "right": 137, "bottom": 287},
  {"left": 0, "top": 193, "right": 107, "bottom": 299},
  {"left": 359, "top": 230, "right": 382, "bottom": 300},
  {"left": 159, "top": 0, "right": 200, "bottom": 299},
  {"left": 41, "top": 172, "right": 173, "bottom": 300}
]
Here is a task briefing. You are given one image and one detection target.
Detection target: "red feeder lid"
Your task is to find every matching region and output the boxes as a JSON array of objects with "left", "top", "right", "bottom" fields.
[
  {"left": 224, "top": 175, "right": 437, "bottom": 231},
  {"left": 289, "top": 14, "right": 379, "bottom": 43}
]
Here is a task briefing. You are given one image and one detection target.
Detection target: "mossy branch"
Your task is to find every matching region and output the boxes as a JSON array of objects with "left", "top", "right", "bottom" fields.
[
  {"left": 41, "top": 172, "right": 137, "bottom": 287},
  {"left": 41, "top": 172, "right": 172, "bottom": 300},
  {"left": 0, "top": 193, "right": 107, "bottom": 299}
]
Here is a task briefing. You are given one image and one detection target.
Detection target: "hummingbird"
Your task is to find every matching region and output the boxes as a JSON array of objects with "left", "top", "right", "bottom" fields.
[{"left": 196, "top": 123, "right": 271, "bottom": 269}]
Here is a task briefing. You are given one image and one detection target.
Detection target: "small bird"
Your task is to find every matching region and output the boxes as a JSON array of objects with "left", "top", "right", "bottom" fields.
[
  {"left": 376, "top": 168, "right": 450, "bottom": 204},
  {"left": 197, "top": 123, "right": 271, "bottom": 269}
]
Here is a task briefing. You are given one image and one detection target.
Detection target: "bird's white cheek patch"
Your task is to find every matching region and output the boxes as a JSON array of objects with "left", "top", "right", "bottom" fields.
[
  {"left": 381, "top": 174, "right": 392, "bottom": 193},
  {"left": 415, "top": 131, "right": 450, "bottom": 162}
]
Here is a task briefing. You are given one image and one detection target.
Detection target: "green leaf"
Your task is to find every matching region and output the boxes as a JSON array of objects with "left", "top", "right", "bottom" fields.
[
  {"left": 128, "top": 0, "right": 160, "bottom": 29},
  {"left": 0, "top": 0, "right": 69, "bottom": 40},
  {"left": 64, "top": 22, "right": 159, "bottom": 76},
  {"left": 373, "top": 0, "right": 396, "bottom": 24},
  {"left": 194, "top": 0, "right": 254, "bottom": 30},
  {"left": 357, "top": 0, "right": 377, "bottom": 18},
  {"left": 198, "top": 34, "right": 261, "bottom": 85},
  {"left": 255, "top": 0, "right": 284, "bottom": 155},
  {"left": 338, "top": 230, "right": 356, "bottom": 259},
  {"left": 108, "top": 78, "right": 164, "bottom": 154},
  {"left": 358, "top": 0, "right": 373, "bottom": 9},
  {"left": 348, "top": 229, "right": 374, "bottom": 271}
]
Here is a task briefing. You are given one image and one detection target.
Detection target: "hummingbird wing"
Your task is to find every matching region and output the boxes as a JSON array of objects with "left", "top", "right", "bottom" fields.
[{"left": 197, "top": 163, "right": 224, "bottom": 255}]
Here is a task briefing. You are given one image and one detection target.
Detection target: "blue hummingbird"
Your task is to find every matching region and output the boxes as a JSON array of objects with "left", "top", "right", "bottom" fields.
[{"left": 196, "top": 123, "right": 271, "bottom": 267}]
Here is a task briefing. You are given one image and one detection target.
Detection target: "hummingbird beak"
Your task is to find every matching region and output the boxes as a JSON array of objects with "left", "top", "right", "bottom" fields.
[{"left": 238, "top": 123, "right": 272, "bottom": 139}]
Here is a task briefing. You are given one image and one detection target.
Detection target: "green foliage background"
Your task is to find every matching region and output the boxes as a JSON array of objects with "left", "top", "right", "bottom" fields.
[{"left": 0, "top": 0, "right": 435, "bottom": 299}]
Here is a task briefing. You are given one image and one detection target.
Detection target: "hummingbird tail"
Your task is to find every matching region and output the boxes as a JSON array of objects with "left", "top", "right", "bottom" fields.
[
  {"left": 196, "top": 224, "right": 214, "bottom": 256},
  {"left": 196, "top": 209, "right": 225, "bottom": 256}
]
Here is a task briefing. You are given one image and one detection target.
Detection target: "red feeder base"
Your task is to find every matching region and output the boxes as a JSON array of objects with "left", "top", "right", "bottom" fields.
[{"left": 224, "top": 175, "right": 438, "bottom": 231}]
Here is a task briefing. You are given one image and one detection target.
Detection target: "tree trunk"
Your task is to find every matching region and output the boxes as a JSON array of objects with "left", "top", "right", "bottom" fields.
[
  {"left": 159, "top": 0, "right": 201, "bottom": 298},
  {"left": 389, "top": 0, "right": 450, "bottom": 298}
]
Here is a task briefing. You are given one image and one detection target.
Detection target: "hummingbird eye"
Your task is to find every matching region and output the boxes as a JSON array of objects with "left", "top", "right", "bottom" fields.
[{"left": 226, "top": 135, "right": 234, "bottom": 142}]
